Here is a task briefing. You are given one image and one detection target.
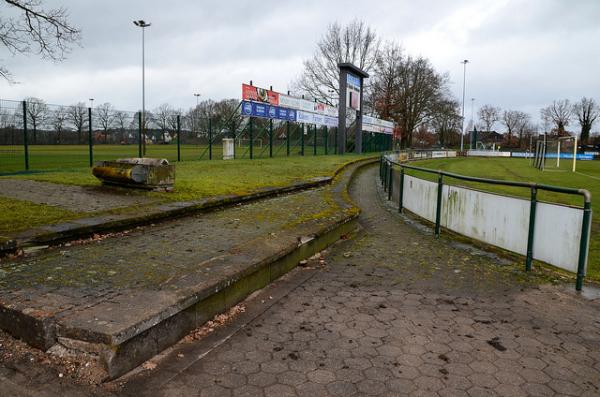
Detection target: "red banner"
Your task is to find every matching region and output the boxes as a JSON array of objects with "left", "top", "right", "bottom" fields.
[{"left": 242, "top": 84, "right": 279, "bottom": 106}]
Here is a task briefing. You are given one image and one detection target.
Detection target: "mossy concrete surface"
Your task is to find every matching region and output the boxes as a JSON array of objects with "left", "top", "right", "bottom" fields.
[{"left": 0, "top": 158, "right": 375, "bottom": 380}]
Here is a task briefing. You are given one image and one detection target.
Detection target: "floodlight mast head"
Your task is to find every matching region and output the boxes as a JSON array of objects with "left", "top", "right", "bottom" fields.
[{"left": 133, "top": 20, "right": 151, "bottom": 28}]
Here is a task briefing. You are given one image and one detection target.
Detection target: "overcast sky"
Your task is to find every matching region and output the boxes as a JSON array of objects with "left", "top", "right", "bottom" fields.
[{"left": 2, "top": 0, "right": 599, "bottom": 127}]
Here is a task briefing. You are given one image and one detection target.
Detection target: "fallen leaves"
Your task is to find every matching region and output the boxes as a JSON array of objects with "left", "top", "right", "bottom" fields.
[{"left": 184, "top": 304, "right": 246, "bottom": 342}]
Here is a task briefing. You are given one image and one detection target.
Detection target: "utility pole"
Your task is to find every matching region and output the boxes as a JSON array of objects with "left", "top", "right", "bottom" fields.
[{"left": 460, "top": 59, "right": 469, "bottom": 152}]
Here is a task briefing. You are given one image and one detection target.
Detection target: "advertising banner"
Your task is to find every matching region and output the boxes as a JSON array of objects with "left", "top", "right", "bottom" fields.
[
  {"left": 279, "top": 94, "right": 337, "bottom": 117},
  {"left": 346, "top": 73, "right": 361, "bottom": 110},
  {"left": 296, "top": 111, "right": 338, "bottom": 127},
  {"left": 241, "top": 100, "right": 296, "bottom": 122},
  {"left": 363, "top": 115, "right": 394, "bottom": 134},
  {"left": 242, "top": 84, "right": 279, "bottom": 106}
]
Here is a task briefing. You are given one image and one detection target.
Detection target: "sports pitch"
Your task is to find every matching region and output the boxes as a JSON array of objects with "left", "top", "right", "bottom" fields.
[{"left": 412, "top": 156, "right": 600, "bottom": 281}]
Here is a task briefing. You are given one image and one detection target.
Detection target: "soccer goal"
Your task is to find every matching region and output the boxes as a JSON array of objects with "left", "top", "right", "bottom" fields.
[{"left": 533, "top": 135, "right": 578, "bottom": 172}]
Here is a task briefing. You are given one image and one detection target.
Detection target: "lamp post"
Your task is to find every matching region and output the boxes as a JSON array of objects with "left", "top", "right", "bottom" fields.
[
  {"left": 89, "top": 98, "right": 94, "bottom": 108},
  {"left": 194, "top": 93, "right": 201, "bottom": 107},
  {"left": 134, "top": 19, "right": 151, "bottom": 155},
  {"left": 460, "top": 59, "right": 469, "bottom": 152}
]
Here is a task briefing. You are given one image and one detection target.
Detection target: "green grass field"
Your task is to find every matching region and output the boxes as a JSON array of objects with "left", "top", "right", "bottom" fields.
[
  {"left": 0, "top": 154, "right": 366, "bottom": 235},
  {"left": 0, "top": 143, "right": 340, "bottom": 174},
  {"left": 407, "top": 156, "right": 600, "bottom": 281}
]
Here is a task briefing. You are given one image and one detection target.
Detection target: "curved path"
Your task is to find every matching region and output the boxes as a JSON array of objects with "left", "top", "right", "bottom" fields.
[{"left": 124, "top": 165, "right": 600, "bottom": 397}]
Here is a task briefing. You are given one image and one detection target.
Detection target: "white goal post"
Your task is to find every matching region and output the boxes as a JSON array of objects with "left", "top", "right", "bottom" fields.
[{"left": 533, "top": 135, "right": 578, "bottom": 172}]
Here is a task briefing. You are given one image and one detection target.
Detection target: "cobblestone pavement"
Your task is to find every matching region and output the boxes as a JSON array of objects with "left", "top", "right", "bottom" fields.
[
  {"left": 1, "top": 165, "right": 599, "bottom": 396},
  {"left": 126, "top": 165, "right": 600, "bottom": 397},
  {"left": 0, "top": 179, "right": 156, "bottom": 212}
]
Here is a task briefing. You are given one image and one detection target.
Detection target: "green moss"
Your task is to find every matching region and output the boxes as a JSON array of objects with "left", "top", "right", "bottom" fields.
[{"left": 0, "top": 196, "right": 78, "bottom": 235}]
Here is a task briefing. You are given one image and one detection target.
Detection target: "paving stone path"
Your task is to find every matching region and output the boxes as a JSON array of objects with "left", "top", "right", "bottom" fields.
[
  {"left": 0, "top": 179, "right": 156, "bottom": 212},
  {"left": 121, "top": 165, "right": 600, "bottom": 397},
  {"left": 1, "top": 165, "right": 600, "bottom": 396}
]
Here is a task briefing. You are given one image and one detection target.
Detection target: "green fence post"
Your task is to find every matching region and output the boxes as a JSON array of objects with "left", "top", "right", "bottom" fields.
[
  {"left": 313, "top": 125, "right": 317, "bottom": 155},
  {"left": 388, "top": 166, "right": 393, "bottom": 201},
  {"left": 88, "top": 107, "right": 93, "bottom": 167},
  {"left": 249, "top": 117, "right": 254, "bottom": 159},
  {"left": 323, "top": 127, "right": 328, "bottom": 155},
  {"left": 176, "top": 114, "right": 181, "bottom": 162},
  {"left": 208, "top": 117, "right": 213, "bottom": 160},
  {"left": 22, "top": 101, "right": 29, "bottom": 171},
  {"left": 231, "top": 119, "right": 236, "bottom": 159},
  {"left": 435, "top": 173, "right": 443, "bottom": 238},
  {"left": 301, "top": 123, "right": 305, "bottom": 156},
  {"left": 269, "top": 119, "right": 273, "bottom": 158},
  {"left": 525, "top": 186, "right": 537, "bottom": 271},
  {"left": 398, "top": 167, "right": 404, "bottom": 213},
  {"left": 286, "top": 121, "right": 290, "bottom": 156},
  {"left": 379, "top": 156, "right": 383, "bottom": 181},
  {"left": 576, "top": 201, "right": 592, "bottom": 291},
  {"left": 334, "top": 128, "right": 338, "bottom": 154},
  {"left": 138, "top": 112, "right": 143, "bottom": 157}
]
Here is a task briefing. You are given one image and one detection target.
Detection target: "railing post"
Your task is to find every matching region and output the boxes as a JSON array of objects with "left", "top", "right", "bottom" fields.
[
  {"left": 249, "top": 117, "right": 254, "bottom": 159},
  {"left": 269, "top": 119, "right": 273, "bottom": 158},
  {"left": 286, "top": 121, "right": 290, "bottom": 156},
  {"left": 176, "top": 114, "right": 181, "bottom": 162},
  {"left": 138, "top": 112, "right": 143, "bottom": 157},
  {"left": 388, "top": 166, "right": 393, "bottom": 200},
  {"left": 398, "top": 167, "right": 404, "bottom": 213},
  {"left": 208, "top": 117, "right": 213, "bottom": 160},
  {"left": 88, "top": 107, "right": 93, "bottom": 167},
  {"left": 379, "top": 156, "right": 383, "bottom": 182},
  {"left": 313, "top": 125, "right": 317, "bottom": 155},
  {"left": 576, "top": 201, "right": 592, "bottom": 291},
  {"left": 301, "top": 123, "right": 305, "bottom": 156},
  {"left": 435, "top": 173, "right": 443, "bottom": 238},
  {"left": 525, "top": 186, "right": 537, "bottom": 271},
  {"left": 22, "top": 101, "right": 29, "bottom": 171}
]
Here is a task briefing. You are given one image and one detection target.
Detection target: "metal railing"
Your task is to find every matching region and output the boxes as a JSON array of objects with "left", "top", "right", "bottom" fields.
[{"left": 379, "top": 153, "right": 592, "bottom": 291}]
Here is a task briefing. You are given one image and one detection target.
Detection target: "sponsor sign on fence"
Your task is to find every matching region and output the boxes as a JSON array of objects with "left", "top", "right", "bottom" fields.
[
  {"left": 241, "top": 100, "right": 296, "bottom": 121},
  {"left": 242, "top": 84, "right": 279, "bottom": 105}
]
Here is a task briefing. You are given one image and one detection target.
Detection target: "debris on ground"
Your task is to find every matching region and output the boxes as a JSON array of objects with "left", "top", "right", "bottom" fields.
[{"left": 184, "top": 304, "right": 246, "bottom": 342}]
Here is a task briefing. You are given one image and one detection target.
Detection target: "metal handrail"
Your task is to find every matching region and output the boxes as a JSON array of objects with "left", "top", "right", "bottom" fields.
[
  {"left": 395, "top": 161, "right": 592, "bottom": 204},
  {"left": 380, "top": 154, "right": 593, "bottom": 291}
]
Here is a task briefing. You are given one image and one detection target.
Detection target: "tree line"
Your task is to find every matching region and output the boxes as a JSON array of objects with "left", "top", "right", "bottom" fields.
[
  {"left": 294, "top": 20, "right": 600, "bottom": 149},
  {"left": 0, "top": 98, "right": 240, "bottom": 145}
]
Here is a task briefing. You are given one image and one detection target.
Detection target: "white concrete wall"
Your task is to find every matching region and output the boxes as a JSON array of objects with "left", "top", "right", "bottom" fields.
[{"left": 396, "top": 173, "right": 585, "bottom": 274}]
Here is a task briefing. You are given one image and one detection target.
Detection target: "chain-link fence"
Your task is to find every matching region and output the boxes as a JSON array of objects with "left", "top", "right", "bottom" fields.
[{"left": 0, "top": 98, "right": 393, "bottom": 175}]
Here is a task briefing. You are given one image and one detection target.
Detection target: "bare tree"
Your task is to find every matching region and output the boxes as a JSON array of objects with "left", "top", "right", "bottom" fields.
[
  {"left": 96, "top": 102, "right": 114, "bottom": 143},
  {"left": 573, "top": 97, "right": 599, "bottom": 143},
  {"left": 477, "top": 105, "right": 500, "bottom": 132},
  {"left": 1, "top": 0, "right": 81, "bottom": 80},
  {"left": 501, "top": 110, "right": 528, "bottom": 139},
  {"left": 369, "top": 42, "right": 402, "bottom": 120},
  {"left": 113, "top": 110, "right": 128, "bottom": 143},
  {"left": 67, "top": 102, "right": 87, "bottom": 143},
  {"left": 50, "top": 106, "right": 68, "bottom": 143},
  {"left": 24, "top": 96, "right": 47, "bottom": 143},
  {"left": 431, "top": 99, "right": 462, "bottom": 147},
  {"left": 295, "top": 20, "right": 379, "bottom": 104},
  {"left": 370, "top": 42, "right": 449, "bottom": 148},
  {"left": 541, "top": 99, "right": 572, "bottom": 136},
  {"left": 154, "top": 103, "right": 175, "bottom": 142}
]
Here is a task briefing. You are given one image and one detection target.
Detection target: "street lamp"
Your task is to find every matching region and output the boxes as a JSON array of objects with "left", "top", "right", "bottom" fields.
[
  {"left": 134, "top": 19, "right": 151, "bottom": 155},
  {"left": 194, "top": 93, "right": 201, "bottom": 107},
  {"left": 460, "top": 59, "right": 469, "bottom": 152},
  {"left": 89, "top": 98, "right": 94, "bottom": 108}
]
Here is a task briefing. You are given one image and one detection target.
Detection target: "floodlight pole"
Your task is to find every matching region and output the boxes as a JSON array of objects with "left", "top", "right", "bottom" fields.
[
  {"left": 134, "top": 20, "right": 151, "bottom": 156},
  {"left": 460, "top": 60, "right": 469, "bottom": 152}
]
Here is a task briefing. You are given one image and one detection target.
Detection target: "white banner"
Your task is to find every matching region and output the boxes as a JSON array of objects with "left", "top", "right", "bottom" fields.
[
  {"left": 279, "top": 95, "right": 337, "bottom": 117},
  {"left": 296, "top": 111, "right": 337, "bottom": 127}
]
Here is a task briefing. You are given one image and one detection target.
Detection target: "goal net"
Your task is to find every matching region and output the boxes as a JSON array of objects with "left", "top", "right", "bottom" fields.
[{"left": 532, "top": 136, "right": 578, "bottom": 171}]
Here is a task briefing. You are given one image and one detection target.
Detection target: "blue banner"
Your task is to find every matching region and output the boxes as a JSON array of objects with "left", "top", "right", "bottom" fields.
[{"left": 241, "top": 100, "right": 296, "bottom": 122}]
